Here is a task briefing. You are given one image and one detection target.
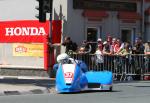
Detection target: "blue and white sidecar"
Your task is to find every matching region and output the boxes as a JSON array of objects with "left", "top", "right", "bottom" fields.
[{"left": 54, "top": 60, "right": 113, "bottom": 93}]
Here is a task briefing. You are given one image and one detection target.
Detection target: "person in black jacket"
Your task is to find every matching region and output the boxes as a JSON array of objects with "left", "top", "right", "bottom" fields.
[
  {"left": 132, "top": 37, "right": 145, "bottom": 54},
  {"left": 62, "top": 36, "right": 77, "bottom": 54}
]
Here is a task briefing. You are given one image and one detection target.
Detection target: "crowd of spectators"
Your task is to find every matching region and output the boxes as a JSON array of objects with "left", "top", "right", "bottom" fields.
[
  {"left": 62, "top": 35, "right": 149, "bottom": 66},
  {"left": 96, "top": 36, "right": 149, "bottom": 55},
  {"left": 63, "top": 36, "right": 150, "bottom": 55},
  {"left": 61, "top": 36, "right": 150, "bottom": 79}
]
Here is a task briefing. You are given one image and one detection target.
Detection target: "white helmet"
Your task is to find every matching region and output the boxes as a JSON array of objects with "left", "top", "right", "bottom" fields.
[{"left": 57, "top": 53, "right": 70, "bottom": 63}]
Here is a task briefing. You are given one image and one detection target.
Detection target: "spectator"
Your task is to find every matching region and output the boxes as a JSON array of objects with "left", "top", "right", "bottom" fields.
[
  {"left": 78, "top": 40, "right": 92, "bottom": 68},
  {"left": 118, "top": 42, "right": 132, "bottom": 80},
  {"left": 62, "top": 36, "right": 77, "bottom": 54},
  {"left": 144, "top": 41, "right": 150, "bottom": 54},
  {"left": 132, "top": 37, "right": 145, "bottom": 54},
  {"left": 95, "top": 43, "right": 104, "bottom": 70},
  {"left": 118, "top": 42, "right": 132, "bottom": 56},
  {"left": 95, "top": 38, "right": 104, "bottom": 69},
  {"left": 78, "top": 40, "right": 92, "bottom": 54},
  {"left": 144, "top": 41, "right": 150, "bottom": 72},
  {"left": 103, "top": 41, "right": 111, "bottom": 55},
  {"left": 97, "top": 38, "right": 103, "bottom": 51},
  {"left": 132, "top": 37, "right": 145, "bottom": 76},
  {"left": 114, "top": 38, "right": 121, "bottom": 54},
  {"left": 114, "top": 38, "right": 124, "bottom": 54},
  {"left": 107, "top": 35, "right": 112, "bottom": 45},
  {"left": 110, "top": 37, "right": 117, "bottom": 54}
]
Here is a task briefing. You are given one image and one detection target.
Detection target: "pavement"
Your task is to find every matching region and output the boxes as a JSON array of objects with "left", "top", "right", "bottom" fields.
[{"left": 0, "top": 76, "right": 56, "bottom": 96}]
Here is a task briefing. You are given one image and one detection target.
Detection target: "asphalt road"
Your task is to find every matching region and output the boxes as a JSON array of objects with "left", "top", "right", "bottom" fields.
[{"left": 0, "top": 81, "right": 150, "bottom": 103}]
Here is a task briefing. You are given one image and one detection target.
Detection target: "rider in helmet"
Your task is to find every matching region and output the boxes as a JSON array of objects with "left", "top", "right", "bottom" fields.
[
  {"left": 53, "top": 53, "right": 88, "bottom": 73},
  {"left": 56, "top": 53, "right": 70, "bottom": 64}
]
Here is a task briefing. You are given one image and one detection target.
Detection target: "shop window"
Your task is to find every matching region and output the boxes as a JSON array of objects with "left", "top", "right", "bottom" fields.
[
  {"left": 87, "top": 28, "right": 98, "bottom": 42},
  {"left": 121, "top": 29, "right": 134, "bottom": 43}
]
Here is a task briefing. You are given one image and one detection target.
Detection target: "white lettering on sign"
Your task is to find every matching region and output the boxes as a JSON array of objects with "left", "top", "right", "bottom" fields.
[{"left": 5, "top": 27, "right": 46, "bottom": 36}]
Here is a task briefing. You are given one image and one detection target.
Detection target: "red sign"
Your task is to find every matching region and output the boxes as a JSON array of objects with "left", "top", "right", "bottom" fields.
[
  {"left": 0, "top": 20, "right": 49, "bottom": 43},
  {"left": 0, "top": 20, "right": 62, "bottom": 71}
]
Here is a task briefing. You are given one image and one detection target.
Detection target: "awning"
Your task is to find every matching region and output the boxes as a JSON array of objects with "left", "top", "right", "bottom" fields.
[
  {"left": 118, "top": 11, "right": 141, "bottom": 20},
  {"left": 82, "top": 10, "right": 108, "bottom": 18}
]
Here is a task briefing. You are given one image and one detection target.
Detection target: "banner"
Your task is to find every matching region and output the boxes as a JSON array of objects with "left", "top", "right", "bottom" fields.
[
  {"left": 13, "top": 43, "right": 44, "bottom": 57},
  {"left": 52, "top": 20, "right": 62, "bottom": 43},
  {"left": 0, "top": 20, "right": 62, "bottom": 71},
  {"left": 0, "top": 20, "right": 49, "bottom": 43}
]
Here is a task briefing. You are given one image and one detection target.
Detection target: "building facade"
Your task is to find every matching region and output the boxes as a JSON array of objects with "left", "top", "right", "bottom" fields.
[
  {"left": 0, "top": 0, "right": 149, "bottom": 46},
  {"left": 53, "top": 0, "right": 150, "bottom": 45}
]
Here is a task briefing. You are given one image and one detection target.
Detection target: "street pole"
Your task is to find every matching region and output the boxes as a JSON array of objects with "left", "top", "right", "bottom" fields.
[
  {"left": 49, "top": 0, "right": 53, "bottom": 77},
  {"left": 141, "top": 0, "right": 145, "bottom": 40},
  {"left": 49, "top": 0, "right": 53, "bottom": 43}
]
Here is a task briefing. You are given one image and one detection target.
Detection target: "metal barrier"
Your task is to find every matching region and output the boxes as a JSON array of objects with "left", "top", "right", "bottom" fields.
[{"left": 70, "top": 53, "right": 150, "bottom": 81}]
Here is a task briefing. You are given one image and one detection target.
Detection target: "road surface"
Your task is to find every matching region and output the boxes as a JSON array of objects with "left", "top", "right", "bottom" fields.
[{"left": 0, "top": 81, "right": 150, "bottom": 103}]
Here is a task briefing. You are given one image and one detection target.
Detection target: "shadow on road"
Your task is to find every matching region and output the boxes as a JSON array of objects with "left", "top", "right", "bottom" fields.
[
  {"left": 58, "top": 90, "right": 122, "bottom": 94},
  {"left": 134, "top": 86, "right": 150, "bottom": 88},
  {"left": 114, "top": 80, "right": 150, "bottom": 84},
  {"left": 0, "top": 79, "right": 55, "bottom": 88}
]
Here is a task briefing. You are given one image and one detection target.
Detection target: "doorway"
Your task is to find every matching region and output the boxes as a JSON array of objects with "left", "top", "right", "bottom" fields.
[
  {"left": 87, "top": 27, "right": 98, "bottom": 42},
  {"left": 87, "top": 27, "right": 102, "bottom": 42},
  {"left": 86, "top": 27, "right": 100, "bottom": 53},
  {"left": 121, "top": 29, "right": 134, "bottom": 43}
]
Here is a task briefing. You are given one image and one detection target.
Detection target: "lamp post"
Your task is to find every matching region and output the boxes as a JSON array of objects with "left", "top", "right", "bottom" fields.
[{"left": 43, "top": 0, "right": 53, "bottom": 72}]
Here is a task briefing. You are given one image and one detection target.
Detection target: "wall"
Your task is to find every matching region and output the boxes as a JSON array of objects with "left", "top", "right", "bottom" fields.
[
  {"left": 59, "top": 0, "right": 144, "bottom": 43},
  {"left": 67, "top": 0, "right": 85, "bottom": 44},
  {"left": 144, "top": 2, "right": 150, "bottom": 41}
]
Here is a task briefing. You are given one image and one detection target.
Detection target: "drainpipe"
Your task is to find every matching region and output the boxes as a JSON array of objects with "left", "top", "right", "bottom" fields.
[
  {"left": 49, "top": 0, "right": 53, "bottom": 77},
  {"left": 141, "top": 0, "right": 145, "bottom": 40}
]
